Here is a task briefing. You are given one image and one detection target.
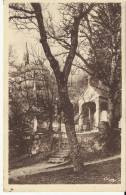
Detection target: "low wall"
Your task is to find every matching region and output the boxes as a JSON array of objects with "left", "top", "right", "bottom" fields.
[
  {"left": 30, "top": 133, "right": 53, "bottom": 156},
  {"left": 9, "top": 130, "right": 54, "bottom": 160},
  {"left": 61, "top": 129, "right": 121, "bottom": 154},
  {"left": 76, "top": 131, "right": 101, "bottom": 153}
]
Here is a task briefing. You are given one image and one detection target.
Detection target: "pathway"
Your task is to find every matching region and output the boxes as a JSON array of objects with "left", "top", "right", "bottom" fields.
[{"left": 9, "top": 154, "right": 120, "bottom": 179}]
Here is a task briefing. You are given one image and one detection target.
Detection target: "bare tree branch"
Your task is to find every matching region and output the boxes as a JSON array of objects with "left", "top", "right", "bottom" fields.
[
  {"left": 9, "top": 15, "right": 35, "bottom": 21},
  {"left": 31, "top": 3, "right": 60, "bottom": 78},
  {"left": 9, "top": 4, "right": 34, "bottom": 14},
  {"left": 63, "top": 4, "right": 94, "bottom": 80}
]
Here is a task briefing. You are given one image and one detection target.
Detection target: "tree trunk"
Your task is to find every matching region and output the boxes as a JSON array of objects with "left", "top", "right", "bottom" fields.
[
  {"left": 108, "top": 97, "right": 116, "bottom": 129},
  {"left": 58, "top": 82, "right": 83, "bottom": 172},
  {"left": 57, "top": 112, "right": 62, "bottom": 151},
  {"left": 49, "top": 112, "right": 53, "bottom": 131}
]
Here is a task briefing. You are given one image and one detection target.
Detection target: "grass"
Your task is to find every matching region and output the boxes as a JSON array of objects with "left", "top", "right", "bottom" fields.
[
  {"left": 9, "top": 158, "right": 121, "bottom": 184},
  {"left": 9, "top": 152, "right": 51, "bottom": 170},
  {"left": 9, "top": 146, "right": 120, "bottom": 170}
]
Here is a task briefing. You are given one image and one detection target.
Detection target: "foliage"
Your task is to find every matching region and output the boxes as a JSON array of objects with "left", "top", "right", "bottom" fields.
[
  {"left": 9, "top": 2, "right": 95, "bottom": 172},
  {"left": 9, "top": 45, "right": 58, "bottom": 158},
  {"left": 8, "top": 3, "right": 121, "bottom": 171}
]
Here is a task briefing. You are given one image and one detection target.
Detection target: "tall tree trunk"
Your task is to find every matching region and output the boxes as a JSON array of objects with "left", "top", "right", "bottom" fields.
[
  {"left": 108, "top": 97, "right": 116, "bottom": 129},
  {"left": 49, "top": 111, "right": 53, "bottom": 131},
  {"left": 58, "top": 82, "right": 83, "bottom": 172},
  {"left": 57, "top": 112, "right": 62, "bottom": 151},
  {"left": 30, "top": 3, "right": 95, "bottom": 172},
  {"left": 106, "top": 96, "right": 119, "bottom": 153}
]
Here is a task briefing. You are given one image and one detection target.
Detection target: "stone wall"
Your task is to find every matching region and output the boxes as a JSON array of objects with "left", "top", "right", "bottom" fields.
[
  {"left": 61, "top": 129, "right": 121, "bottom": 154},
  {"left": 76, "top": 131, "right": 102, "bottom": 153},
  {"left": 30, "top": 132, "right": 53, "bottom": 157}
]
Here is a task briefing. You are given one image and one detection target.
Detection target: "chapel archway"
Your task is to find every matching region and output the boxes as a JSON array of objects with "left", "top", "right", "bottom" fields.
[{"left": 81, "top": 102, "right": 96, "bottom": 131}]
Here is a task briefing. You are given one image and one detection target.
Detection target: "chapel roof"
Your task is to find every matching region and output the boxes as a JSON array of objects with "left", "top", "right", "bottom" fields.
[{"left": 79, "top": 77, "right": 109, "bottom": 103}]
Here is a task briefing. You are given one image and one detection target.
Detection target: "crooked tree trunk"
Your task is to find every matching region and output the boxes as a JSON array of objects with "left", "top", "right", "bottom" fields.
[
  {"left": 105, "top": 97, "right": 120, "bottom": 153},
  {"left": 58, "top": 82, "right": 83, "bottom": 172},
  {"left": 30, "top": 2, "right": 93, "bottom": 173}
]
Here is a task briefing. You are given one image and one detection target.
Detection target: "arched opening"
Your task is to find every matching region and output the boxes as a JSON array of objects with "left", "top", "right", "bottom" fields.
[
  {"left": 100, "top": 101, "right": 108, "bottom": 122},
  {"left": 81, "top": 102, "right": 96, "bottom": 131}
]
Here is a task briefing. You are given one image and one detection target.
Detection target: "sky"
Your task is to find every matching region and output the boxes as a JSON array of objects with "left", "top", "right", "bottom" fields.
[
  {"left": 9, "top": 27, "right": 34, "bottom": 63},
  {"left": 9, "top": 3, "right": 87, "bottom": 81},
  {"left": 9, "top": 3, "right": 60, "bottom": 63}
]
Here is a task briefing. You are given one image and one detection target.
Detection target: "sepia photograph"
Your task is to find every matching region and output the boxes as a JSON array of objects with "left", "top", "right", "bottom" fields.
[{"left": 3, "top": 0, "right": 126, "bottom": 191}]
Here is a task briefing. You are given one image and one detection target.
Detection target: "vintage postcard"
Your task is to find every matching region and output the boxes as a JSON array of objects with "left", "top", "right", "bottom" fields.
[{"left": 3, "top": 0, "right": 126, "bottom": 192}]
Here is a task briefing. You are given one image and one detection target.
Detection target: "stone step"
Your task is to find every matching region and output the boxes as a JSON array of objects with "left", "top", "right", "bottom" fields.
[
  {"left": 57, "top": 149, "right": 70, "bottom": 153},
  {"left": 51, "top": 152, "right": 69, "bottom": 158},
  {"left": 48, "top": 149, "right": 70, "bottom": 163},
  {"left": 57, "top": 149, "right": 70, "bottom": 152},
  {"left": 48, "top": 157, "right": 66, "bottom": 163},
  {"left": 61, "top": 143, "right": 69, "bottom": 147}
]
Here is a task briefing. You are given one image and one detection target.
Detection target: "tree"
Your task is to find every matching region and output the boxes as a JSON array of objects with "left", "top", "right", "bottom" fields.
[
  {"left": 46, "top": 3, "right": 121, "bottom": 129},
  {"left": 9, "top": 2, "right": 94, "bottom": 172},
  {"left": 9, "top": 45, "right": 57, "bottom": 132},
  {"left": 9, "top": 44, "right": 59, "bottom": 157},
  {"left": 80, "top": 3, "right": 121, "bottom": 128}
]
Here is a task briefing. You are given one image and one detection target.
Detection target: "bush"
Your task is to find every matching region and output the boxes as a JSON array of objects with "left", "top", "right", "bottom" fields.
[{"left": 98, "top": 121, "right": 121, "bottom": 154}]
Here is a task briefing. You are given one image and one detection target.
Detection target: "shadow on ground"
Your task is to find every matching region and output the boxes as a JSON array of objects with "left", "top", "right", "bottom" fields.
[{"left": 9, "top": 158, "right": 121, "bottom": 184}]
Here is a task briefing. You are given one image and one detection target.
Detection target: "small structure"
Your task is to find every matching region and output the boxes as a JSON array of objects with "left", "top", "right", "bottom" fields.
[{"left": 78, "top": 76, "right": 109, "bottom": 131}]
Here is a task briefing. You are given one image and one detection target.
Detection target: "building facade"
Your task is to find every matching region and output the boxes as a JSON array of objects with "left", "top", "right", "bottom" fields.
[{"left": 78, "top": 76, "right": 109, "bottom": 132}]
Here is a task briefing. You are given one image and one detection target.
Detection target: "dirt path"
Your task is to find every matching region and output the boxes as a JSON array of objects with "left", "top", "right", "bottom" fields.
[{"left": 9, "top": 154, "right": 120, "bottom": 179}]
